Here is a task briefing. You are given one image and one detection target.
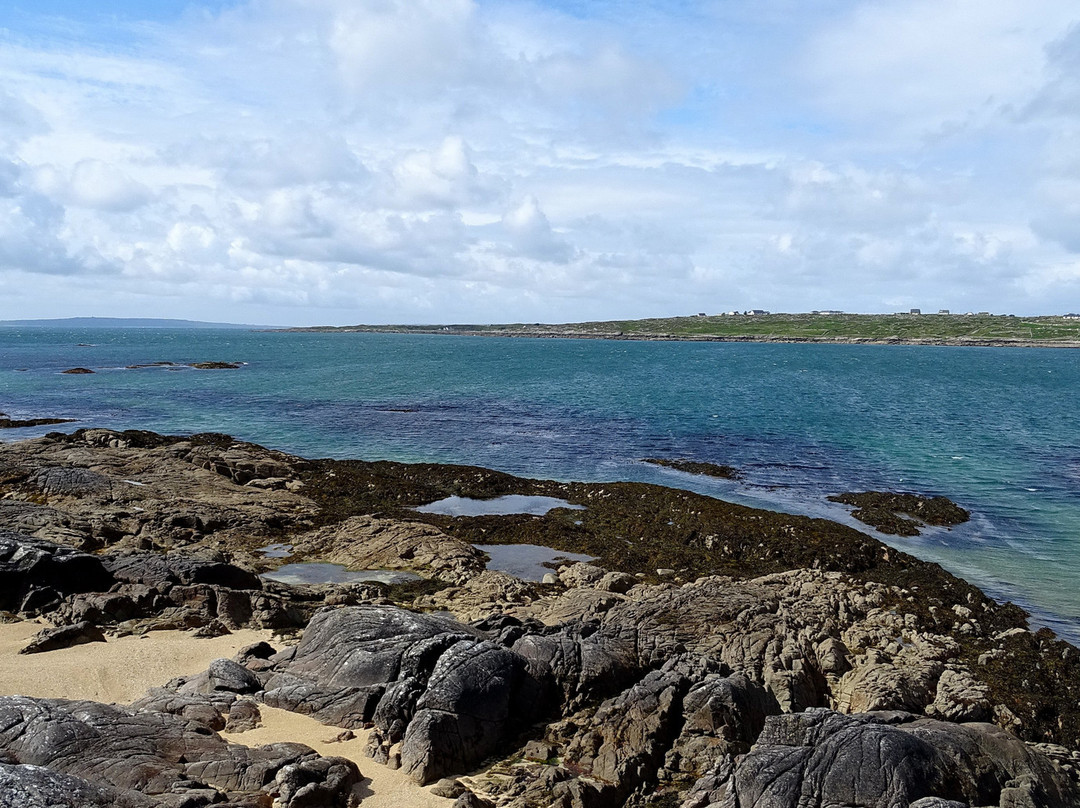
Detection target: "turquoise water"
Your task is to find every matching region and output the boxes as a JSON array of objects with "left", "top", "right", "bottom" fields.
[{"left": 2, "top": 328, "right": 1080, "bottom": 641}]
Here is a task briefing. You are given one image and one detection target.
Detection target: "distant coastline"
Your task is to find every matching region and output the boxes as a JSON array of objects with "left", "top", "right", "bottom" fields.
[
  {"left": 281, "top": 312, "right": 1080, "bottom": 348},
  {"left": 0, "top": 316, "right": 278, "bottom": 330}
]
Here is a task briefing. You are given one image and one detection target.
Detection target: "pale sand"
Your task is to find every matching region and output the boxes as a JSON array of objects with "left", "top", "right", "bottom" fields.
[
  {"left": 224, "top": 705, "right": 453, "bottom": 807},
  {"left": 0, "top": 621, "right": 452, "bottom": 806},
  {"left": 0, "top": 621, "right": 274, "bottom": 704}
]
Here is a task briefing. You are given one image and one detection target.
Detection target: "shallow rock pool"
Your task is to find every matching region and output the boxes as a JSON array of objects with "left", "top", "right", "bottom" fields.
[
  {"left": 414, "top": 494, "right": 585, "bottom": 517},
  {"left": 262, "top": 563, "right": 421, "bottom": 586}
]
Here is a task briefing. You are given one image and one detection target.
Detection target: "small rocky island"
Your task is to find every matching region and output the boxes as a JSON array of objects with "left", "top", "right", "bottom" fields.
[{"left": 0, "top": 428, "right": 1077, "bottom": 807}]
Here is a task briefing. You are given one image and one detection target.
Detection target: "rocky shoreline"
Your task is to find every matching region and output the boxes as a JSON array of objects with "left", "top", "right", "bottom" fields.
[
  {"left": 281, "top": 325, "right": 1080, "bottom": 349},
  {"left": 0, "top": 428, "right": 1078, "bottom": 807}
]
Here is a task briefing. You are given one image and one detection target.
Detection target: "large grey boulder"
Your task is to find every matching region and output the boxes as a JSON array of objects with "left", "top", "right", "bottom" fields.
[
  {"left": 0, "top": 695, "right": 360, "bottom": 806},
  {"left": 263, "top": 605, "right": 480, "bottom": 727},
  {"left": 0, "top": 763, "right": 155, "bottom": 808},
  {"left": 104, "top": 549, "right": 262, "bottom": 591},
  {"left": 30, "top": 467, "right": 116, "bottom": 498},
  {"left": 712, "top": 709, "right": 1078, "bottom": 808},
  {"left": 0, "top": 532, "right": 303, "bottom": 634},
  {"left": 663, "top": 672, "right": 781, "bottom": 791},
  {"left": 261, "top": 606, "right": 554, "bottom": 784},
  {"left": 401, "top": 640, "right": 530, "bottom": 784},
  {"left": 511, "top": 619, "right": 642, "bottom": 712},
  {"left": 0, "top": 531, "right": 114, "bottom": 613},
  {"left": 563, "top": 669, "right": 689, "bottom": 803},
  {"left": 292, "top": 514, "right": 487, "bottom": 584}
]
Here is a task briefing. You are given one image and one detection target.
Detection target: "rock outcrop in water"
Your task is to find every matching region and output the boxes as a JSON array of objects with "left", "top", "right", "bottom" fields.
[
  {"left": 828, "top": 491, "right": 971, "bottom": 536},
  {"left": 0, "top": 416, "right": 76, "bottom": 429},
  {"left": 0, "top": 428, "right": 1079, "bottom": 807},
  {"left": 641, "top": 458, "right": 741, "bottom": 480}
]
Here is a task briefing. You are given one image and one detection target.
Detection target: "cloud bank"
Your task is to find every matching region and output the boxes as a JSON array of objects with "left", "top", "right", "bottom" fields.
[{"left": 0, "top": 0, "right": 1078, "bottom": 323}]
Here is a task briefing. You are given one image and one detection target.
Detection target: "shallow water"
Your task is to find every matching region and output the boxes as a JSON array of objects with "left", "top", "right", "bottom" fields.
[
  {"left": 414, "top": 494, "right": 585, "bottom": 517},
  {"left": 2, "top": 328, "right": 1079, "bottom": 641},
  {"left": 261, "top": 563, "right": 421, "bottom": 586},
  {"left": 475, "top": 544, "right": 595, "bottom": 581}
]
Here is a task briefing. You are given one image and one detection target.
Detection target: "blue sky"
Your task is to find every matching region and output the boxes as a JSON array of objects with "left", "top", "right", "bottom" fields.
[{"left": 1, "top": 0, "right": 1078, "bottom": 324}]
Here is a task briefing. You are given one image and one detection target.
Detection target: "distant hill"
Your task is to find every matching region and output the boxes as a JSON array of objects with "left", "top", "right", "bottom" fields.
[{"left": 0, "top": 317, "right": 280, "bottom": 329}]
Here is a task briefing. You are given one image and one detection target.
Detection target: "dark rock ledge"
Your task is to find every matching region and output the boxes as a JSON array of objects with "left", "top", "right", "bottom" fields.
[
  {"left": 0, "top": 416, "right": 76, "bottom": 430},
  {"left": 641, "top": 458, "right": 742, "bottom": 480},
  {"left": 828, "top": 491, "right": 971, "bottom": 536},
  {"left": 0, "top": 428, "right": 1077, "bottom": 808}
]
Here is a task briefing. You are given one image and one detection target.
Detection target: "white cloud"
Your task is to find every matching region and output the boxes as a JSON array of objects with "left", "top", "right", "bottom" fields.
[
  {"left": 390, "top": 137, "right": 498, "bottom": 210},
  {"left": 329, "top": 0, "right": 489, "bottom": 98},
  {"left": 0, "top": 0, "right": 1079, "bottom": 323},
  {"left": 60, "top": 159, "right": 153, "bottom": 211},
  {"left": 500, "top": 195, "right": 574, "bottom": 264},
  {"left": 804, "top": 0, "right": 1078, "bottom": 137}
]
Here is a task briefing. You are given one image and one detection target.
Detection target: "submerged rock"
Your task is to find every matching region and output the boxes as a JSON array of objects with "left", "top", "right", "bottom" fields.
[{"left": 642, "top": 458, "right": 741, "bottom": 480}]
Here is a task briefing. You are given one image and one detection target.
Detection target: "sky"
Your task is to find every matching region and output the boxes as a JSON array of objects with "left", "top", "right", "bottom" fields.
[{"left": 1, "top": 0, "right": 1079, "bottom": 325}]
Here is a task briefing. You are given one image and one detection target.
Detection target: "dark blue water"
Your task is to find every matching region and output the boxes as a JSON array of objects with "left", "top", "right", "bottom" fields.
[{"left": 2, "top": 328, "right": 1079, "bottom": 641}]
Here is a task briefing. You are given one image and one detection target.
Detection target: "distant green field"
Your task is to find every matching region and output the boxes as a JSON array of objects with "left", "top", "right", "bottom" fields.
[
  {"left": 573, "top": 313, "right": 1080, "bottom": 341},
  {"left": 296, "top": 313, "right": 1080, "bottom": 343}
]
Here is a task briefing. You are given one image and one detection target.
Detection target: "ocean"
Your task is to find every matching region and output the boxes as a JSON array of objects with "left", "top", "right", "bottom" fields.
[{"left": 2, "top": 328, "right": 1079, "bottom": 642}]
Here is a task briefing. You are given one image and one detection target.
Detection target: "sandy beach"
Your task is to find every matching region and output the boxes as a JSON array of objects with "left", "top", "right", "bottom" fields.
[
  {"left": 0, "top": 621, "right": 274, "bottom": 704},
  {"left": 0, "top": 621, "right": 452, "bottom": 807},
  {"left": 223, "top": 705, "right": 453, "bottom": 807}
]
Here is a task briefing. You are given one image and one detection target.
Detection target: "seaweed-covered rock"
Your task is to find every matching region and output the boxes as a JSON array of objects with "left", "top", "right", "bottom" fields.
[
  {"left": 827, "top": 491, "right": 970, "bottom": 536},
  {"left": 0, "top": 417, "right": 76, "bottom": 430},
  {"left": 642, "top": 458, "right": 741, "bottom": 480}
]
